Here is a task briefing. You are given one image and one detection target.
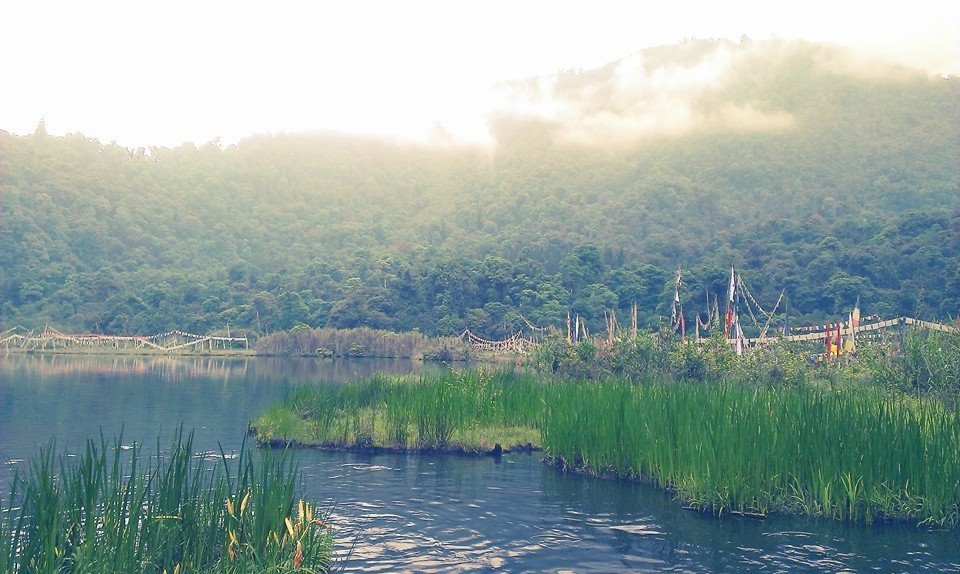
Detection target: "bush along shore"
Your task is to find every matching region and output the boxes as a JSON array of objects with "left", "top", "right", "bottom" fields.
[
  {"left": 255, "top": 326, "right": 472, "bottom": 361},
  {"left": 530, "top": 329, "right": 960, "bottom": 399},
  {"left": 0, "top": 431, "right": 331, "bottom": 573},
  {"left": 253, "top": 370, "right": 960, "bottom": 527}
]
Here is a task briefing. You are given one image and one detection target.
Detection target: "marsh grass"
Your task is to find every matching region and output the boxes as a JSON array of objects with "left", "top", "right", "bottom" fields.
[
  {"left": 255, "top": 370, "right": 960, "bottom": 526},
  {"left": 0, "top": 430, "right": 331, "bottom": 573},
  {"left": 540, "top": 380, "right": 960, "bottom": 526},
  {"left": 255, "top": 371, "right": 542, "bottom": 452}
]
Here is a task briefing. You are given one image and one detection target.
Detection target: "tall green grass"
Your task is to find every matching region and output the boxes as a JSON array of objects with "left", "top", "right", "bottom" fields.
[
  {"left": 0, "top": 431, "right": 331, "bottom": 573},
  {"left": 255, "top": 370, "right": 960, "bottom": 526},
  {"left": 541, "top": 380, "right": 960, "bottom": 525},
  {"left": 255, "top": 370, "right": 542, "bottom": 452}
]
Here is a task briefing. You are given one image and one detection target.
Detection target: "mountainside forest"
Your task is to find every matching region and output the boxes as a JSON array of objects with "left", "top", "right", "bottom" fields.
[{"left": 2, "top": 38, "right": 958, "bottom": 338}]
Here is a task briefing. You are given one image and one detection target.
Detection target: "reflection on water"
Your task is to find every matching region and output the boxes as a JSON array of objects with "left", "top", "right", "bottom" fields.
[
  {"left": 1, "top": 353, "right": 958, "bottom": 572},
  {"left": 0, "top": 352, "right": 437, "bottom": 384},
  {"left": 0, "top": 353, "right": 439, "bottom": 471},
  {"left": 303, "top": 451, "right": 960, "bottom": 573}
]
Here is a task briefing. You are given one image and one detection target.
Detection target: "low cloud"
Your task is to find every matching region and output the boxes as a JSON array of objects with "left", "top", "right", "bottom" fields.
[{"left": 494, "top": 39, "right": 800, "bottom": 147}]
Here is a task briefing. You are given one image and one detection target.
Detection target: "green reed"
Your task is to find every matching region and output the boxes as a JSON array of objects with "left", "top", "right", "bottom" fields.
[
  {"left": 254, "top": 370, "right": 960, "bottom": 526},
  {"left": 541, "top": 380, "right": 960, "bottom": 525},
  {"left": 0, "top": 430, "right": 331, "bottom": 573},
  {"left": 255, "top": 370, "right": 543, "bottom": 452}
]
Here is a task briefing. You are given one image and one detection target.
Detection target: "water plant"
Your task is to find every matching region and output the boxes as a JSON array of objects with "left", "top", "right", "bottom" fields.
[
  {"left": 255, "top": 370, "right": 542, "bottom": 452},
  {"left": 540, "top": 379, "right": 960, "bottom": 526},
  {"left": 0, "top": 430, "right": 331, "bottom": 573},
  {"left": 254, "top": 370, "right": 960, "bottom": 527}
]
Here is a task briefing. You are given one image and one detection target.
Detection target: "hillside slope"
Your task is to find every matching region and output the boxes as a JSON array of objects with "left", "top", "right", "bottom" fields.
[{"left": 1, "top": 39, "right": 958, "bottom": 336}]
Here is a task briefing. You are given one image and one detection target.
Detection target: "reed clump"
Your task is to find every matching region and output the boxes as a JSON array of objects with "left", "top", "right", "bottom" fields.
[
  {"left": 254, "top": 371, "right": 541, "bottom": 453},
  {"left": 0, "top": 431, "right": 331, "bottom": 573},
  {"left": 255, "top": 370, "right": 960, "bottom": 526},
  {"left": 541, "top": 380, "right": 960, "bottom": 526}
]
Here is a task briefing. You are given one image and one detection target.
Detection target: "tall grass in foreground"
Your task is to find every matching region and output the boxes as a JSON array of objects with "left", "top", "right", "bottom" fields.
[
  {"left": 255, "top": 371, "right": 542, "bottom": 451},
  {"left": 541, "top": 381, "right": 960, "bottom": 525},
  {"left": 0, "top": 431, "right": 331, "bottom": 573},
  {"left": 255, "top": 370, "right": 960, "bottom": 526}
]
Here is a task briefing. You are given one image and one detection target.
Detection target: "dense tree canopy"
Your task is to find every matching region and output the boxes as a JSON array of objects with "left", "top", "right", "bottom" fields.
[{"left": 1, "top": 39, "right": 958, "bottom": 337}]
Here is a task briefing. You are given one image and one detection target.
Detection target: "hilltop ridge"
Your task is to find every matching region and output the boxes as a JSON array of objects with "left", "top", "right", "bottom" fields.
[{"left": 2, "top": 38, "right": 958, "bottom": 336}]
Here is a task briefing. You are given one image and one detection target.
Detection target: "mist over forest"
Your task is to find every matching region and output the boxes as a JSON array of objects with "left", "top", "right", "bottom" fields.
[{"left": 2, "top": 38, "right": 958, "bottom": 338}]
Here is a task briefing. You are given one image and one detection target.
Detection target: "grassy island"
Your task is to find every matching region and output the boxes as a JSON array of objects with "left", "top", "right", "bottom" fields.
[
  {"left": 253, "top": 370, "right": 960, "bottom": 527},
  {"left": 253, "top": 371, "right": 542, "bottom": 454},
  {"left": 0, "top": 432, "right": 331, "bottom": 573}
]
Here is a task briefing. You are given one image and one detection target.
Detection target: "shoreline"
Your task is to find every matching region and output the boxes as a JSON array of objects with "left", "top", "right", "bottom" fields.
[
  {"left": 1, "top": 347, "right": 257, "bottom": 357},
  {"left": 256, "top": 434, "right": 950, "bottom": 528},
  {"left": 255, "top": 434, "right": 541, "bottom": 457},
  {"left": 0, "top": 346, "right": 517, "bottom": 363}
]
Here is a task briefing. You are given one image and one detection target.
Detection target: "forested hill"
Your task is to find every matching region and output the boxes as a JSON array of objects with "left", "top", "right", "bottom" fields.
[{"left": 2, "top": 38, "right": 958, "bottom": 338}]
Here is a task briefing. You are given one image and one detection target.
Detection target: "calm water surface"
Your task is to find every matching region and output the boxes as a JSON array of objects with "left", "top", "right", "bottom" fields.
[{"left": 1, "top": 353, "right": 957, "bottom": 572}]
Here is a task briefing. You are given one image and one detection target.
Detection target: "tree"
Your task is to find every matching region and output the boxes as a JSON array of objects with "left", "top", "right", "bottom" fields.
[{"left": 560, "top": 245, "right": 606, "bottom": 294}]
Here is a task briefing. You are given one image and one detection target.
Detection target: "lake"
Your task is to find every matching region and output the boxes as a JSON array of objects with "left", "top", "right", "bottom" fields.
[{"left": 1, "top": 353, "right": 957, "bottom": 572}]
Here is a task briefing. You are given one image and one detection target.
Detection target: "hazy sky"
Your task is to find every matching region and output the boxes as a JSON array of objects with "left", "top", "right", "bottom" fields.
[{"left": 2, "top": 0, "right": 957, "bottom": 148}]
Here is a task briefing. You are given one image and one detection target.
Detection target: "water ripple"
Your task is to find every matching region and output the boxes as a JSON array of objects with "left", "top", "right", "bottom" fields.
[{"left": 5, "top": 357, "right": 958, "bottom": 574}]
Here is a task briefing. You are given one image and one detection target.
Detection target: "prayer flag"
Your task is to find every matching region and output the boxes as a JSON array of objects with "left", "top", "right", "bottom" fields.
[{"left": 725, "top": 266, "right": 736, "bottom": 336}]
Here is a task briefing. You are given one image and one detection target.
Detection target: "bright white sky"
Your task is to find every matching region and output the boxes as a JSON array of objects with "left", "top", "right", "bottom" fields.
[{"left": 2, "top": 0, "right": 957, "bottom": 148}]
